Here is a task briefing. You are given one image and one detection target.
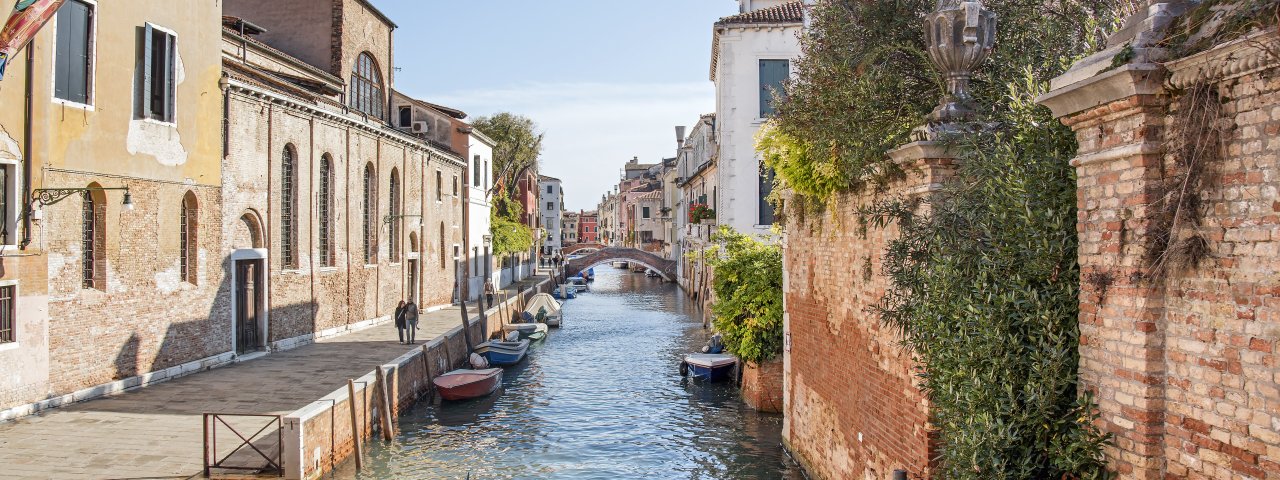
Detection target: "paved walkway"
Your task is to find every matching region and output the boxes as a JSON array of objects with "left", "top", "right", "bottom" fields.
[{"left": 0, "top": 276, "right": 546, "bottom": 480}]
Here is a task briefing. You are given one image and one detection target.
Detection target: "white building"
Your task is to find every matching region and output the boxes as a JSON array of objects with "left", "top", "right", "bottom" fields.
[
  {"left": 466, "top": 129, "right": 497, "bottom": 296},
  {"left": 538, "top": 175, "right": 564, "bottom": 256},
  {"left": 711, "top": 0, "right": 803, "bottom": 234}
]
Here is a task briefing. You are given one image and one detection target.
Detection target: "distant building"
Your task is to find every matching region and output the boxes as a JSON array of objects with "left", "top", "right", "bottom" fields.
[
  {"left": 538, "top": 175, "right": 563, "bottom": 255},
  {"left": 577, "top": 211, "right": 599, "bottom": 244},
  {"left": 562, "top": 211, "right": 579, "bottom": 245}
]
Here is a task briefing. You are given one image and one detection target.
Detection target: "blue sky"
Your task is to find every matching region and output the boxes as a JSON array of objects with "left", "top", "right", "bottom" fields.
[{"left": 372, "top": 0, "right": 737, "bottom": 211}]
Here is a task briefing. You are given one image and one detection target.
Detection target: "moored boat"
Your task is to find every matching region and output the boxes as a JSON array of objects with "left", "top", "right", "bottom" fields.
[
  {"left": 523, "top": 293, "right": 563, "bottom": 327},
  {"left": 566, "top": 276, "right": 589, "bottom": 292},
  {"left": 552, "top": 285, "right": 577, "bottom": 300},
  {"left": 432, "top": 368, "right": 502, "bottom": 401},
  {"left": 475, "top": 339, "right": 531, "bottom": 366},
  {"left": 501, "top": 322, "right": 549, "bottom": 340},
  {"left": 681, "top": 354, "right": 737, "bottom": 382}
]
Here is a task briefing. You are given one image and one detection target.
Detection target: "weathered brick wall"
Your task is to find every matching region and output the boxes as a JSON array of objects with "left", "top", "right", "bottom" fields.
[
  {"left": 741, "top": 357, "right": 783, "bottom": 413},
  {"left": 783, "top": 154, "right": 952, "bottom": 479},
  {"left": 1048, "top": 34, "right": 1280, "bottom": 480},
  {"left": 224, "top": 90, "right": 464, "bottom": 345},
  {"left": 44, "top": 171, "right": 227, "bottom": 394}
]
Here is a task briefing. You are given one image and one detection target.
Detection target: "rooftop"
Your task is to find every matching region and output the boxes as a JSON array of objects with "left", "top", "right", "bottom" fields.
[{"left": 715, "top": 1, "right": 805, "bottom": 26}]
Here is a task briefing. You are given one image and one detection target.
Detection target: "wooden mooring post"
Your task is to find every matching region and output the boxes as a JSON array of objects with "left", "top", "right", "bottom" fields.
[
  {"left": 375, "top": 366, "right": 394, "bottom": 441},
  {"left": 346, "top": 379, "right": 363, "bottom": 471}
]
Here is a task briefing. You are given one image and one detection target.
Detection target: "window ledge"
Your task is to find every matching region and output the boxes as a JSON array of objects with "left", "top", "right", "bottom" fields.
[
  {"left": 139, "top": 117, "right": 177, "bottom": 128},
  {"left": 0, "top": 342, "right": 18, "bottom": 353},
  {"left": 52, "top": 99, "right": 94, "bottom": 111},
  {"left": 317, "top": 267, "right": 339, "bottom": 273}
]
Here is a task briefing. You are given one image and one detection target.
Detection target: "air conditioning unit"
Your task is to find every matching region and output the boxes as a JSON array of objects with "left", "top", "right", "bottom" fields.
[{"left": 412, "top": 121, "right": 429, "bottom": 133}]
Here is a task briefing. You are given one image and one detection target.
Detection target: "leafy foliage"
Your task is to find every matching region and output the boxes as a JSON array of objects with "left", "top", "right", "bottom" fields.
[
  {"left": 703, "top": 227, "right": 784, "bottom": 365},
  {"left": 472, "top": 113, "right": 544, "bottom": 198},
  {"left": 491, "top": 212, "right": 534, "bottom": 257},
  {"left": 869, "top": 74, "right": 1110, "bottom": 479},
  {"left": 770, "top": 0, "right": 1124, "bottom": 210}
]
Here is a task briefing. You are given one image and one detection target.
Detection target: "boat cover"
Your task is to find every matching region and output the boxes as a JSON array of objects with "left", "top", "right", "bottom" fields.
[
  {"left": 685, "top": 354, "right": 737, "bottom": 369},
  {"left": 524, "top": 293, "right": 561, "bottom": 317}
]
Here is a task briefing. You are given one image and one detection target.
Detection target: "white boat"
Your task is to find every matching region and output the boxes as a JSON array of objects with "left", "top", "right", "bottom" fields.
[
  {"left": 501, "top": 322, "right": 548, "bottom": 339},
  {"left": 523, "top": 293, "right": 563, "bottom": 327},
  {"left": 566, "top": 276, "right": 589, "bottom": 292}
]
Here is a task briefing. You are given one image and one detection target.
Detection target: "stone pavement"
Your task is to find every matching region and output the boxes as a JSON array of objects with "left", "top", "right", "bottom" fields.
[{"left": 0, "top": 276, "right": 546, "bottom": 480}]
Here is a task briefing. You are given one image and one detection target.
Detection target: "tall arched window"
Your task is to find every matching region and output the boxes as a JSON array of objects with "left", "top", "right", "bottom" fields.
[
  {"left": 81, "top": 186, "right": 105, "bottom": 289},
  {"left": 439, "top": 222, "right": 446, "bottom": 270},
  {"left": 319, "top": 155, "right": 334, "bottom": 267},
  {"left": 180, "top": 192, "right": 198, "bottom": 284},
  {"left": 349, "top": 53, "right": 384, "bottom": 119},
  {"left": 363, "top": 163, "right": 377, "bottom": 264},
  {"left": 389, "top": 168, "right": 401, "bottom": 262},
  {"left": 281, "top": 145, "right": 298, "bottom": 268}
]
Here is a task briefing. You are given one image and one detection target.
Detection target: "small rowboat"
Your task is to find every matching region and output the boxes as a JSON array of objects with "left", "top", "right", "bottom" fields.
[
  {"left": 474, "top": 339, "right": 531, "bottom": 366},
  {"left": 681, "top": 354, "right": 737, "bottom": 382},
  {"left": 432, "top": 368, "right": 502, "bottom": 401},
  {"left": 501, "top": 322, "right": 548, "bottom": 340}
]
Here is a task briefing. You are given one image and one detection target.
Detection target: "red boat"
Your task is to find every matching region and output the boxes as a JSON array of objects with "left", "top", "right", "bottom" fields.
[{"left": 432, "top": 368, "right": 502, "bottom": 401}]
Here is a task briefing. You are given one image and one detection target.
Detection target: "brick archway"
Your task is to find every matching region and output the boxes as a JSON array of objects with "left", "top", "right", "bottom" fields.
[
  {"left": 565, "top": 247, "right": 676, "bottom": 281},
  {"left": 562, "top": 243, "right": 603, "bottom": 255}
]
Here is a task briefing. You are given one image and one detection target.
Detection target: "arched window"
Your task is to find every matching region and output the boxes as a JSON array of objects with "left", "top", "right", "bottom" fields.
[
  {"left": 349, "top": 53, "right": 384, "bottom": 119},
  {"left": 439, "top": 222, "right": 446, "bottom": 270},
  {"left": 81, "top": 185, "right": 106, "bottom": 289},
  {"left": 319, "top": 155, "right": 334, "bottom": 267},
  {"left": 180, "top": 192, "right": 198, "bottom": 284},
  {"left": 389, "top": 168, "right": 401, "bottom": 262},
  {"left": 363, "top": 163, "right": 377, "bottom": 263},
  {"left": 281, "top": 145, "right": 298, "bottom": 268}
]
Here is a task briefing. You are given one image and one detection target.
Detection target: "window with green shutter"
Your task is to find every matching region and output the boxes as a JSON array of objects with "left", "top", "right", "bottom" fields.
[
  {"left": 759, "top": 59, "right": 789, "bottom": 118},
  {"left": 54, "top": 0, "right": 93, "bottom": 105}
]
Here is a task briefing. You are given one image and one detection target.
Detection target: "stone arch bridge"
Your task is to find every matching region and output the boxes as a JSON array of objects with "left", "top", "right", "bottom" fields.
[
  {"left": 562, "top": 243, "right": 603, "bottom": 255},
  {"left": 565, "top": 247, "right": 676, "bottom": 281}
]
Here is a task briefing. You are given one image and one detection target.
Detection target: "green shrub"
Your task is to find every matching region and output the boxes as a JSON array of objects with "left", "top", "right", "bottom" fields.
[
  {"left": 704, "top": 227, "right": 783, "bottom": 365},
  {"left": 869, "top": 74, "right": 1111, "bottom": 479}
]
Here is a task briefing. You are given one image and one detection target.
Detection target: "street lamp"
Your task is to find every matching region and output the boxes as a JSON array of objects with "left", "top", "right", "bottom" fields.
[{"left": 29, "top": 186, "right": 133, "bottom": 222}]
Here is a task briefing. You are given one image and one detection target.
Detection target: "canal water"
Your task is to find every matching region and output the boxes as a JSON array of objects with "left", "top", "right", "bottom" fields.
[{"left": 332, "top": 266, "right": 802, "bottom": 479}]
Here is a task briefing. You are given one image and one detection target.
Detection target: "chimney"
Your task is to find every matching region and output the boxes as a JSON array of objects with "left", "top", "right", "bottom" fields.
[{"left": 675, "top": 126, "right": 686, "bottom": 149}]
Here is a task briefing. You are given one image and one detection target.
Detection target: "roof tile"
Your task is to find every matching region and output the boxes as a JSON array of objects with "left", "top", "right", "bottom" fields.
[{"left": 715, "top": 1, "right": 805, "bottom": 26}]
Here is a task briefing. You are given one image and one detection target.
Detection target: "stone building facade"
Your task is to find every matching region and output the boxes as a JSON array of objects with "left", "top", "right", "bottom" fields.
[
  {"left": 220, "top": 1, "right": 465, "bottom": 351},
  {"left": 0, "top": 0, "right": 228, "bottom": 414}
]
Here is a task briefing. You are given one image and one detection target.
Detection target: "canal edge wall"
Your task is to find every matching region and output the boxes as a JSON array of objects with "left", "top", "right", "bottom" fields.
[{"left": 280, "top": 277, "right": 553, "bottom": 480}]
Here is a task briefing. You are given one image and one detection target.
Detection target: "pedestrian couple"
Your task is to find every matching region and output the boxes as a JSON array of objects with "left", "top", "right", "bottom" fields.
[{"left": 395, "top": 300, "right": 419, "bottom": 344}]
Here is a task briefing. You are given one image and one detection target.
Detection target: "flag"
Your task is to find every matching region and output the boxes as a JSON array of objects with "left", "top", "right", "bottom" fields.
[{"left": 0, "top": 0, "right": 66, "bottom": 80}]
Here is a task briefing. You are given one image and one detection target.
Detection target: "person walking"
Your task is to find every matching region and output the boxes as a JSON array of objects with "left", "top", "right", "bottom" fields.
[
  {"left": 404, "top": 299, "right": 419, "bottom": 344},
  {"left": 394, "top": 300, "right": 408, "bottom": 344}
]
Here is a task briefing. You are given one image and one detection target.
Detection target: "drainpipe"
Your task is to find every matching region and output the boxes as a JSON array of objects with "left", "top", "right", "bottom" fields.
[{"left": 20, "top": 46, "right": 34, "bottom": 250}]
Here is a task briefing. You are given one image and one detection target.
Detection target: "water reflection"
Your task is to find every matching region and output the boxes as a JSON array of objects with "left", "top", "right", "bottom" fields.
[{"left": 333, "top": 266, "right": 802, "bottom": 480}]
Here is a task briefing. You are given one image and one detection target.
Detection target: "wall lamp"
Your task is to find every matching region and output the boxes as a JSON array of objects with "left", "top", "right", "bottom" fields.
[{"left": 29, "top": 186, "right": 133, "bottom": 221}]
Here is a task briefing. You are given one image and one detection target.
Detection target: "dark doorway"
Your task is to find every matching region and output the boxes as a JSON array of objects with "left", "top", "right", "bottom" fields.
[{"left": 235, "top": 259, "right": 264, "bottom": 354}]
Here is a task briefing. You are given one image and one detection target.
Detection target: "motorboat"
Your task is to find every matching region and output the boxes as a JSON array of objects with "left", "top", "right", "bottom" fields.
[
  {"left": 552, "top": 284, "right": 577, "bottom": 300},
  {"left": 474, "top": 339, "right": 531, "bottom": 366},
  {"left": 432, "top": 368, "right": 502, "bottom": 401},
  {"left": 566, "top": 276, "right": 589, "bottom": 292},
  {"left": 583, "top": 267, "right": 596, "bottom": 282},
  {"left": 680, "top": 354, "right": 737, "bottom": 382},
  {"left": 523, "top": 293, "right": 562, "bottom": 327},
  {"left": 501, "top": 322, "right": 549, "bottom": 340},
  {"left": 645, "top": 269, "right": 661, "bottom": 278}
]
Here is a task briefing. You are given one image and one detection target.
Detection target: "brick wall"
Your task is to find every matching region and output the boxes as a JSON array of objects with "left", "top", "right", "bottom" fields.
[
  {"left": 783, "top": 153, "right": 952, "bottom": 479},
  {"left": 224, "top": 89, "right": 464, "bottom": 345},
  {"left": 1041, "top": 30, "right": 1280, "bottom": 480},
  {"left": 741, "top": 357, "right": 783, "bottom": 413},
  {"left": 43, "top": 172, "right": 227, "bottom": 395}
]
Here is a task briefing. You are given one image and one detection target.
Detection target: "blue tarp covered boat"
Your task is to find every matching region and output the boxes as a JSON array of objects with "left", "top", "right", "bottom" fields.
[{"left": 682, "top": 354, "right": 737, "bottom": 382}]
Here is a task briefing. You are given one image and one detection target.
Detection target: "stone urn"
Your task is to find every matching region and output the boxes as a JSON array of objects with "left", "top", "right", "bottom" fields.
[{"left": 924, "top": 0, "right": 997, "bottom": 126}]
